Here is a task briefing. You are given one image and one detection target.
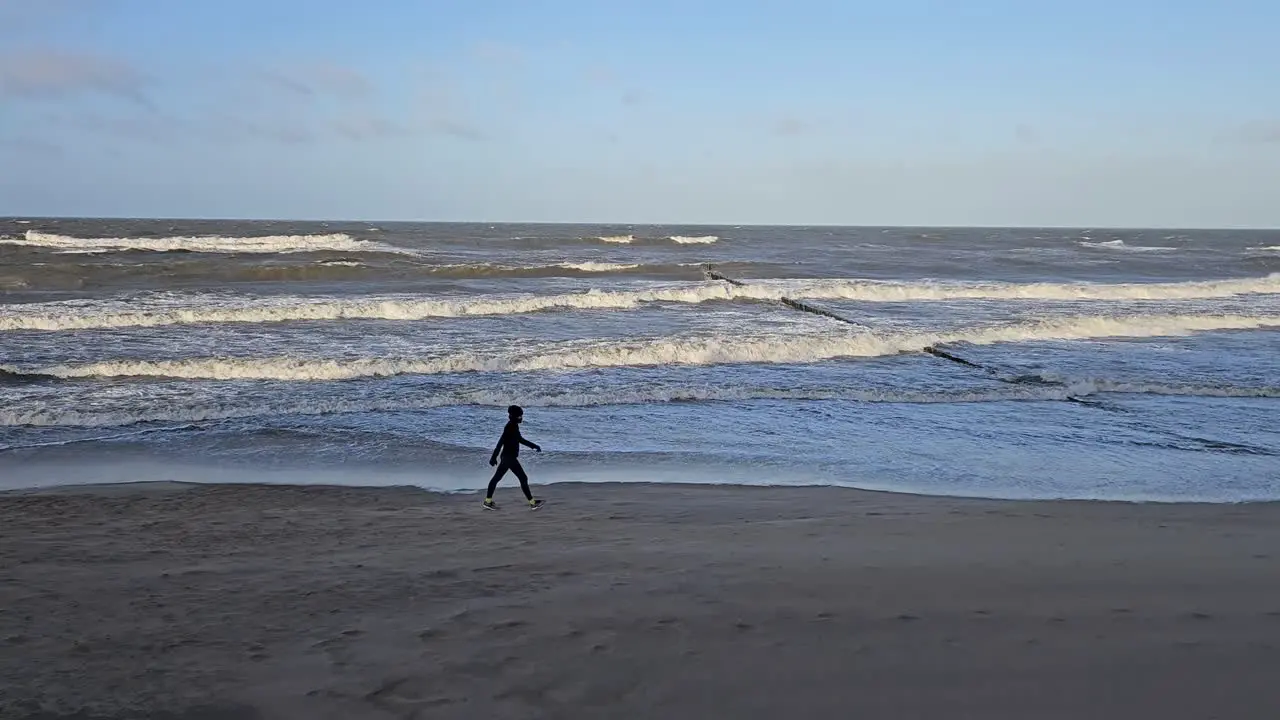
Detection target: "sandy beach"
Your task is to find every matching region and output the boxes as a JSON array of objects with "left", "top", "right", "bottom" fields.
[{"left": 3, "top": 481, "right": 1280, "bottom": 719}]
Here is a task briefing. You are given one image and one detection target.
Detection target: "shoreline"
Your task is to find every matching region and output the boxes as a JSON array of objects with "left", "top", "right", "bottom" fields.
[
  {"left": 4, "top": 480, "right": 1280, "bottom": 718},
  {"left": 7, "top": 477, "right": 1280, "bottom": 507}
]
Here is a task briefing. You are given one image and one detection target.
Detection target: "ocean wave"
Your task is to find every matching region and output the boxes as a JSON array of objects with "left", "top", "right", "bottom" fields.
[
  {"left": 0, "top": 284, "right": 744, "bottom": 331},
  {"left": 588, "top": 234, "right": 718, "bottom": 245},
  {"left": 5, "top": 313, "right": 1277, "bottom": 381},
  {"left": 0, "top": 388, "right": 1023, "bottom": 427},
  {"left": 755, "top": 274, "right": 1280, "bottom": 302},
  {"left": 3, "top": 380, "right": 1276, "bottom": 429},
  {"left": 2, "top": 230, "right": 414, "bottom": 255},
  {"left": 0, "top": 258, "right": 709, "bottom": 293},
  {"left": 1047, "top": 376, "right": 1280, "bottom": 399},
  {"left": 1079, "top": 239, "right": 1177, "bottom": 253},
  {"left": 4, "top": 275, "right": 1278, "bottom": 332},
  {"left": 1249, "top": 246, "right": 1280, "bottom": 252}
]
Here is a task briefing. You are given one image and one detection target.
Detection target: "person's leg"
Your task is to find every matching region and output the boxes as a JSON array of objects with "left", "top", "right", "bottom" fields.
[
  {"left": 485, "top": 464, "right": 509, "bottom": 503},
  {"left": 510, "top": 461, "right": 533, "bottom": 501}
]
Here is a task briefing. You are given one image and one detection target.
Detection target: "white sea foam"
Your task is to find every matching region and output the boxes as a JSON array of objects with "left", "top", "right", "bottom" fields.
[
  {"left": 3, "top": 276, "right": 1277, "bottom": 332},
  {"left": 596, "top": 235, "right": 634, "bottom": 244},
  {"left": 761, "top": 274, "right": 1280, "bottom": 302},
  {"left": 1249, "top": 246, "right": 1280, "bottom": 252},
  {"left": 8, "top": 313, "right": 1277, "bottom": 381},
  {"left": 3, "top": 230, "right": 413, "bottom": 255},
  {"left": 0, "top": 285, "right": 741, "bottom": 331},
  {"left": 1079, "top": 239, "right": 1177, "bottom": 253},
  {"left": 557, "top": 262, "right": 641, "bottom": 272},
  {"left": 422, "top": 260, "right": 655, "bottom": 276},
  {"left": 669, "top": 235, "right": 719, "bottom": 244}
]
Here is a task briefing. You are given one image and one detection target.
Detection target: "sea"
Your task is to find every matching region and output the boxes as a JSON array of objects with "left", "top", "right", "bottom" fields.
[{"left": 1, "top": 219, "right": 1278, "bottom": 502}]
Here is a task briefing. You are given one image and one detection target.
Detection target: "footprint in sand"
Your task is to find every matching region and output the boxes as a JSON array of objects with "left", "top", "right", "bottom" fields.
[{"left": 366, "top": 677, "right": 457, "bottom": 710}]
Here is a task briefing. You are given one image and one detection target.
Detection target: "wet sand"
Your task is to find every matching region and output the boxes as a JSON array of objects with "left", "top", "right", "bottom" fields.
[{"left": 3, "top": 481, "right": 1280, "bottom": 719}]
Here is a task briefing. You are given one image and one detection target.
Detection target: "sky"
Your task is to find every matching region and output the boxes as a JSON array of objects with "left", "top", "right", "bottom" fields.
[{"left": 1, "top": 0, "right": 1278, "bottom": 227}]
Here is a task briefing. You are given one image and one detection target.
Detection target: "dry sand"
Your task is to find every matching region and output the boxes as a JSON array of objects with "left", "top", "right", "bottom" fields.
[{"left": 2, "top": 481, "right": 1279, "bottom": 720}]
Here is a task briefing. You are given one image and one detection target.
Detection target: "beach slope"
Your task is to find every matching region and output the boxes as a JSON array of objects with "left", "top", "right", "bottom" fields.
[{"left": 3, "top": 482, "right": 1279, "bottom": 719}]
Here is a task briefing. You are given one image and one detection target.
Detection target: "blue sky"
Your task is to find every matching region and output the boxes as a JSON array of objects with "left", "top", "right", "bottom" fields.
[{"left": 1, "top": 0, "right": 1277, "bottom": 226}]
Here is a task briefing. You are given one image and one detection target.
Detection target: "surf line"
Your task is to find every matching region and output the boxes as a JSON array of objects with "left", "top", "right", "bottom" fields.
[{"left": 701, "top": 265, "right": 1107, "bottom": 408}]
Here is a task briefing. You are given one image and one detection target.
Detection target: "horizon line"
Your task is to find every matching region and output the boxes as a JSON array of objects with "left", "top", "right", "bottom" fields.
[{"left": 4, "top": 215, "right": 1278, "bottom": 232}]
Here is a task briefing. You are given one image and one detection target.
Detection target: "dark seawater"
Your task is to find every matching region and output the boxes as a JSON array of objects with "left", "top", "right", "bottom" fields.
[{"left": 2, "top": 218, "right": 1278, "bottom": 501}]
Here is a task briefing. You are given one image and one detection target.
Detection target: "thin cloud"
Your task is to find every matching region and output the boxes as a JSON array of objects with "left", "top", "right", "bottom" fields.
[
  {"left": 771, "top": 117, "right": 809, "bottom": 137},
  {"left": 1237, "top": 120, "right": 1280, "bottom": 145},
  {"left": 333, "top": 115, "right": 410, "bottom": 141},
  {"left": 0, "top": 0, "right": 99, "bottom": 35},
  {"left": 0, "top": 135, "right": 65, "bottom": 158},
  {"left": 44, "top": 109, "right": 316, "bottom": 146},
  {"left": 586, "top": 66, "right": 617, "bottom": 86},
  {"left": 0, "top": 49, "right": 149, "bottom": 104},
  {"left": 426, "top": 118, "right": 487, "bottom": 141},
  {"left": 417, "top": 75, "right": 489, "bottom": 141},
  {"left": 10, "top": 52, "right": 486, "bottom": 146},
  {"left": 473, "top": 41, "right": 524, "bottom": 67},
  {"left": 258, "top": 62, "right": 374, "bottom": 100},
  {"left": 207, "top": 114, "right": 314, "bottom": 145}
]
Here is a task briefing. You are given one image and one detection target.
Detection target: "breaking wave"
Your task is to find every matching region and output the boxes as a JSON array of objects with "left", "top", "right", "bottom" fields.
[
  {"left": 556, "top": 262, "right": 641, "bottom": 272},
  {"left": 1079, "top": 239, "right": 1177, "bottom": 253},
  {"left": 588, "top": 234, "right": 718, "bottom": 245},
  {"left": 4, "top": 275, "right": 1278, "bottom": 332},
  {"left": 5, "top": 313, "right": 1277, "bottom": 381},
  {"left": 3, "top": 230, "right": 414, "bottom": 255}
]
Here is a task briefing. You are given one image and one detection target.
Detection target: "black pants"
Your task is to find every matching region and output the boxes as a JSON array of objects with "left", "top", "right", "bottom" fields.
[{"left": 487, "top": 458, "right": 531, "bottom": 500}]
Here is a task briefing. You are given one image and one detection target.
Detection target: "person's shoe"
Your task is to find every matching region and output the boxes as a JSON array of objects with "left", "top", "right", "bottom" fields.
[
  {"left": 483, "top": 499, "right": 499, "bottom": 510},
  {"left": 529, "top": 499, "right": 544, "bottom": 510}
]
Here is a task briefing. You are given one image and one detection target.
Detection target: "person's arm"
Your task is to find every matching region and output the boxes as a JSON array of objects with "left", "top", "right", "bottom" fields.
[
  {"left": 490, "top": 431, "right": 505, "bottom": 466},
  {"left": 517, "top": 428, "right": 541, "bottom": 452}
]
